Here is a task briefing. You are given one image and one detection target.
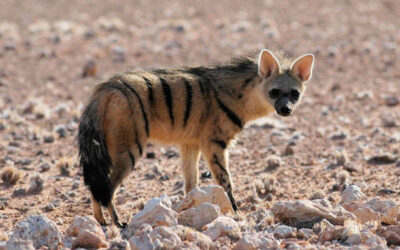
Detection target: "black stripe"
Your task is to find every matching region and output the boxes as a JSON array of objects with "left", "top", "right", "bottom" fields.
[
  {"left": 143, "top": 77, "right": 154, "bottom": 106},
  {"left": 102, "top": 82, "right": 134, "bottom": 116},
  {"left": 227, "top": 187, "right": 238, "bottom": 211},
  {"left": 198, "top": 81, "right": 206, "bottom": 98},
  {"left": 183, "top": 80, "right": 192, "bottom": 126},
  {"left": 183, "top": 67, "right": 210, "bottom": 99},
  {"left": 240, "top": 75, "right": 256, "bottom": 90},
  {"left": 212, "top": 139, "right": 227, "bottom": 149},
  {"left": 213, "top": 154, "right": 227, "bottom": 173},
  {"left": 215, "top": 96, "right": 242, "bottom": 128},
  {"left": 135, "top": 130, "right": 143, "bottom": 155},
  {"left": 128, "top": 151, "right": 135, "bottom": 170},
  {"left": 159, "top": 77, "right": 174, "bottom": 126},
  {"left": 122, "top": 82, "right": 150, "bottom": 137},
  {"left": 151, "top": 69, "right": 169, "bottom": 75}
]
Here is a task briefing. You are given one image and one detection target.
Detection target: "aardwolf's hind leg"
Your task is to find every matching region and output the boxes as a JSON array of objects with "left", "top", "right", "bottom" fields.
[{"left": 91, "top": 195, "right": 107, "bottom": 226}]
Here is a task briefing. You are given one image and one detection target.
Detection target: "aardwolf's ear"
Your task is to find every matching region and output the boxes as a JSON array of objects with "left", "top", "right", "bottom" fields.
[
  {"left": 290, "top": 54, "right": 314, "bottom": 83},
  {"left": 258, "top": 49, "right": 280, "bottom": 79}
]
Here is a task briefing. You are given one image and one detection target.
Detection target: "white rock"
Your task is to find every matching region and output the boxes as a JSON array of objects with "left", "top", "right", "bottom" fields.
[
  {"left": 233, "top": 232, "right": 279, "bottom": 250},
  {"left": 66, "top": 216, "right": 105, "bottom": 238},
  {"left": 345, "top": 233, "right": 362, "bottom": 245},
  {"left": 73, "top": 230, "right": 108, "bottom": 249},
  {"left": 342, "top": 220, "right": 362, "bottom": 245},
  {"left": 54, "top": 20, "right": 74, "bottom": 34},
  {"left": 320, "top": 219, "right": 334, "bottom": 229},
  {"left": 175, "top": 185, "right": 234, "bottom": 214},
  {"left": 202, "top": 216, "right": 241, "bottom": 241},
  {"left": 361, "top": 229, "right": 386, "bottom": 247},
  {"left": 266, "top": 155, "right": 282, "bottom": 169},
  {"left": 318, "top": 225, "right": 344, "bottom": 242},
  {"left": 172, "top": 225, "right": 212, "bottom": 249},
  {"left": 129, "top": 233, "right": 154, "bottom": 250},
  {"left": 134, "top": 223, "right": 153, "bottom": 236},
  {"left": 129, "top": 226, "right": 182, "bottom": 250},
  {"left": 128, "top": 195, "right": 177, "bottom": 234},
  {"left": 104, "top": 225, "right": 120, "bottom": 240},
  {"left": 273, "top": 225, "right": 297, "bottom": 239},
  {"left": 340, "top": 185, "right": 367, "bottom": 204},
  {"left": 10, "top": 214, "right": 62, "bottom": 249},
  {"left": 150, "top": 226, "right": 182, "bottom": 249},
  {"left": 343, "top": 204, "right": 380, "bottom": 224},
  {"left": 343, "top": 198, "right": 399, "bottom": 225},
  {"left": 5, "top": 238, "right": 35, "bottom": 250},
  {"left": 28, "top": 20, "right": 51, "bottom": 34},
  {"left": 66, "top": 216, "right": 107, "bottom": 249},
  {"left": 313, "top": 199, "right": 332, "bottom": 208},
  {"left": 364, "top": 198, "right": 399, "bottom": 225},
  {"left": 178, "top": 202, "right": 221, "bottom": 230},
  {"left": 61, "top": 237, "right": 75, "bottom": 249},
  {"left": 378, "top": 225, "right": 400, "bottom": 245},
  {"left": 298, "top": 228, "right": 314, "bottom": 239},
  {"left": 95, "top": 17, "right": 126, "bottom": 31},
  {"left": 251, "top": 117, "right": 287, "bottom": 129},
  {"left": 272, "top": 200, "right": 356, "bottom": 227},
  {"left": 108, "top": 238, "right": 129, "bottom": 249}
]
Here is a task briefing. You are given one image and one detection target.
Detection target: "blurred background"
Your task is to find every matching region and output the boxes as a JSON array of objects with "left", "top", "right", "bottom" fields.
[
  {"left": 0, "top": 0, "right": 398, "bottom": 102},
  {"left": 0, "top": 0, "right": 399, "bottom": 236}
]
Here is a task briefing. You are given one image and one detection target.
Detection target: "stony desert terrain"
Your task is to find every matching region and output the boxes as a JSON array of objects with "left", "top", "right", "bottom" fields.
[{"left": 0, "top": 0, "right": 400, "bottom": 249}]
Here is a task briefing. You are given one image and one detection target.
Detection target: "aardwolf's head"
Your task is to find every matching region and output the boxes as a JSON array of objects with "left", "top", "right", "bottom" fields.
[{"left": 257, "top": 49, "right": 314, "bottom": 117}]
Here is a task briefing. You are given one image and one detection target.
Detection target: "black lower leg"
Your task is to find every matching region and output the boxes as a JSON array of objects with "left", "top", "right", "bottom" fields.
[{"left": 228, "top": 189, "right": 238, "bottom": 211}]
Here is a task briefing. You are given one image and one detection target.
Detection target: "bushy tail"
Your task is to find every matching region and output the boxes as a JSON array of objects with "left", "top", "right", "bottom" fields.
[{"left": 78, "top": 99, "right": 112, "bottom": 207}]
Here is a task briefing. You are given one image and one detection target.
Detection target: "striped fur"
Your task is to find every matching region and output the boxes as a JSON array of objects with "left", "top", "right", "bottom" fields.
[{"left": 78, "top": 49, "right": 314, "bottom": 227}]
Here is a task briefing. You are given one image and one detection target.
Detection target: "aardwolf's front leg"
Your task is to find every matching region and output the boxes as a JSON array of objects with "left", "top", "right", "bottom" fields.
[{"left": 201, "top": 144, "right": 238, "bottom": 211}]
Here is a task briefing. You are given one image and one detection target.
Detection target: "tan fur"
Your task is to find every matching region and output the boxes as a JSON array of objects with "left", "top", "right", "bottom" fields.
[{"left": 81, "top": 49, "right": 314, "bottom": 227}]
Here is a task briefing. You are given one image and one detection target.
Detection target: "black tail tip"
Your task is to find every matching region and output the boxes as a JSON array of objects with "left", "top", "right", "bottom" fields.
[
  {"left": 91, "top": 187, "right": 112, "bottom": 207},
  {"left": 84, "top": 172, "right": 112, "bottom": 207}
]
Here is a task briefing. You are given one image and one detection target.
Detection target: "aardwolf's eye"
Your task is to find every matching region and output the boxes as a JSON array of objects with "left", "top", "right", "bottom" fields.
[
  {"left": 269, "top": 89, "right": 281, "bottom": 99},
  {"left": 290, "top": 90, "right": 300, "bottom": 100}
]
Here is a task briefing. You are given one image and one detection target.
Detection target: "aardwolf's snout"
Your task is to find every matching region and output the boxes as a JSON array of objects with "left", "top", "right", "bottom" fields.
[
  {"left": 278, "top": 106, "right": 291, "bottom": 116},
  {"left": 275, "top": 97, "right": 292, "bottom": 117}
]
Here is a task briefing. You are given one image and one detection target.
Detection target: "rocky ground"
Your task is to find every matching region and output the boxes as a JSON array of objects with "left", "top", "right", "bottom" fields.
[{"left": 0, "top": 0, "right": 399, "bottom": 249}]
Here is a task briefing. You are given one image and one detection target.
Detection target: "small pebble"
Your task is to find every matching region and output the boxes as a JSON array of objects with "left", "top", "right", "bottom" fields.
[
  {"left": 343, "top": 164, "right": 360, "bottom": 172},
  {"left": 9, "top": 141, "right": 20, "bottom": 147},
  {"left": 382, "top": 117, "right": 397, "bottom": 128},
  {"left": 266, "top": 193, "right": 273, "bottom": 201},
  {"left": 332, "top": 183, "right": 341, "bottom": 192},
  {"left": 55, "top": 126, "right": 67, "bottom": 138},
  {"left": 13, "top": 188, "right": 26, "bottom": 196},
  {"left": 44, "top": 135, "right": 55, "bottom": 143},
  {"left": 330, "top": 131, "right": 347, "bottom": 140},
  {"left": 152, "top": 165, "right": 162, "bottom": 175},
  {"left": 164, "top": 150, "right": 179, "bottom": 158},
  {"left": 266, "top": 155, "right": 282, "bottom": 170},
  {"left": 159, "top": 174, "right": 170, "bottom": 181},
  {"left": 72, "top": 180, "right": 80, "bottom": 189},
  {"left": 377, "top": 188, "right": 396, "bottom": 195},
  {"left": 40, "top": 163, "right": 51, "bottom": 172},
  {"left": 201, "top": 171, "right": 212, "bottom": 179},
  {"left": 146, "top": 152, "right": 155, "bottom": 159},
  {"left": 81, "top": 60, "right": 97, "bottom": 78},
  {"left": 367, "top": 154, "right": 398, "bottom": 165},
  {"left": 385, "top": 96, "right": 399, "bottom": 107},
  {"left": 145, "top": 173, "right": 155, "bottom": 180},
  {"left": 283, "top": 145, "right": 294, "bottom": 156}
]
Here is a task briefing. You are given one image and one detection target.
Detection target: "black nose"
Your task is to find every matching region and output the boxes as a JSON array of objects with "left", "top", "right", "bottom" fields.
[{"left": 280, "top": 107, "right": 291, "bottom": 116}]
